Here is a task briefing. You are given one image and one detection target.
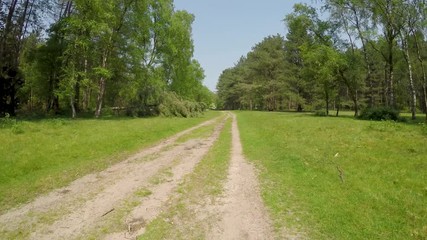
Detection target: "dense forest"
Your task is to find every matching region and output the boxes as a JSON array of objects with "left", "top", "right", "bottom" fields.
[
  {"left": 0, "top": 0, "right": 214, "bottom": 118},
  {"left": 217, "top": 0, "right": 427, "bottom": 120}
]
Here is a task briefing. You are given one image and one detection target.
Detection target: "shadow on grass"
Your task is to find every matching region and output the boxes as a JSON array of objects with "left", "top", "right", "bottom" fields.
[
  {"left": 3, "top": 110, "right": 212, "bottom": 125},
  {"left": 312, "top": 111, "right": 427, "bottom": 125}
]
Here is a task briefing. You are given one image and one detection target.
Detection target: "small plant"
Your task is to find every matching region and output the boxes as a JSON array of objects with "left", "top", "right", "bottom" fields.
[
  {"left": 0, "top": 113, "right": 15, "bottom": 128},
  {"left": 11, "top": 124, "right": 25, "bottom": 134},
  {"left": 135, "top": 188, "right": 152, "bottom": 198},
  {"left": 314, "top": 110, "right": 327, "bottom": 116},
  {"left": 419, "top": 123, "right": 427, "bottom": 136},
  {"left": 1, "top": 113, "right": 25, "bottom": 134},
  {"left": 359, "top": 107, "right": 400, "bottom": 121}
]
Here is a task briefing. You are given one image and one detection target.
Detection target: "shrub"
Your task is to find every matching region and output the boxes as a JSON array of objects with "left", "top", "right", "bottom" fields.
[
  {"left": 359, "top": 107, "right": 400, "bottom": 121},
  {"left": 314, "top": 110, "right": 327, "bottom": 116},
  {"left": 158, "top": 92, "right": 205, "bottom": 118},
  {"left": 0, "top": 113, "right": 15, "bottom": 128},
  {"left": 124, "top": 92, "right": 207, "bottom": 118}
]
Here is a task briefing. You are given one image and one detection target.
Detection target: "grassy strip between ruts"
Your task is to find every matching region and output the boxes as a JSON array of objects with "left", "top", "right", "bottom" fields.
[
  {"left": 236, "top": 111, "right": 427, "bottom": 239},
  {"left": 139, "top": 117, "right": 232, "bottom": 240},
  {"left": 0, "top": 111, "right": 220, "bottom": 213}
]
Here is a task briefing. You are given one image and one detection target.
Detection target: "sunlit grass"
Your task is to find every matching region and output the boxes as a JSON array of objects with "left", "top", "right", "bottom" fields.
[
  {"left": 0, "top": 112, "right": 220, "bottom": 213},
  {"left": 237, "top": 111, "right": 427, "bottom": 239}
]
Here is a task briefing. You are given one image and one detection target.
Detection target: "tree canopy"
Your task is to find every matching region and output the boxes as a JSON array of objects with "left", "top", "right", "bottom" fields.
[
  {"left": 1, "top": 0, "right": 214, "bottom": 118},
  {"left": 216, "top": 1, "right": 427, "bottom": 120}
]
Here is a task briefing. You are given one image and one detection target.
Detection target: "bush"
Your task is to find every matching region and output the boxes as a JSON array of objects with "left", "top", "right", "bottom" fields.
[
  {"left": 314, "top": 110, "right": 327, "bottom": 116},
  {"left": 124, "top": 92, "right": 208, "bottom": 118},
  {"left": 0, "top": 113, "right": 15, "bottom": 128},
  {"left": 158, "top": 92, "right": 205, "bottom": 118},
  {"left": 359, "top": 107, "right": 400, "bottom": 121}
]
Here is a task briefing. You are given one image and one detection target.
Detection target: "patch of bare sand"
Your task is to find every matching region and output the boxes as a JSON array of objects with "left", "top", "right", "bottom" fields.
[
  {"left": 207, "top": 113, "right": 274, "bottom": 240},
  {"left": 0, "top": 116, "right": 223, "bottom": 240}
]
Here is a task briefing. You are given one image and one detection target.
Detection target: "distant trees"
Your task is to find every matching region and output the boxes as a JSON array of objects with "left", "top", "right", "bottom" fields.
[
  {"left": 1, "top": 0, "right": 213, "bottom": 118},
  {"left": 217, "top": 35, "right": 288, "bottom": 111},
  {"left": 216, "top": 1, "right": 427, "bottom": 120}
]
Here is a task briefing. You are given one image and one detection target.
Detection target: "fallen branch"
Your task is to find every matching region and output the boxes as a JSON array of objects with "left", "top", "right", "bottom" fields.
[
  {"left": 336, "top": 166, "right": 345, "bottom": 183},
  {"left": 101, "top": 208, "right": 115, "bottom": 217}
]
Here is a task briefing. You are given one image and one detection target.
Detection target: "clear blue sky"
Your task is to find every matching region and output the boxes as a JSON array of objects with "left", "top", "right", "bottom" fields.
[{"left": 174, "top": 0, "right": 321, "bottom": 91}]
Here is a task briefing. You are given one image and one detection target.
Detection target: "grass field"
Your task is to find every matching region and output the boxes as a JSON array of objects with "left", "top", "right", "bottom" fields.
[
  {"left": 237, "top": 111, "right": 427, "bottom": 239},
  {"left": 0, "top": 112, "right": 220, "bottom": 213}
]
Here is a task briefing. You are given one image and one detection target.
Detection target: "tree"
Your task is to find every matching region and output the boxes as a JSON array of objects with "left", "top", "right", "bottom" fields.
[
  {"left": 15, "top": 0, "right": 210, "bottom": 118},
  {"left": 370, "top": 0, "right": 406, "bottom": 108},
  {"left": 284, "top": 4, "right": 318, "bottom": 111},
  {"left": 397, "top": 0, "right": 419, "bottom": 120},
  {"left": 1, "top": 0, "right": 53, "bottom": 116},
  {"left": 302, "top": 44, "right": 344, "bottom": 115},
  {"left": 245, "top": 35, "right": 288, "bottom": 111}
]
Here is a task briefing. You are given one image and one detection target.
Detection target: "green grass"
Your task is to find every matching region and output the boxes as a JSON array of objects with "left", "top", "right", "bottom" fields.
[
  {"left": 149, "top": 167, "right": 174, "bottom": 185},
  {"left": 236, "top": 111, "right": 427, "bottom": 239},
  {"left": 140, "top": 118, "right": 232, "bottom": 240},
  {"left": 135, "top": 188, "right": 153, "bottom": 198},
  {"left": 0, "top": 111, "right": 220, "bottom": 213}
]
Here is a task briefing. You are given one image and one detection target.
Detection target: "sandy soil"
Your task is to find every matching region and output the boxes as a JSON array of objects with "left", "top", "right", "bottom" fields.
[{"left": 206, "top": 113, "right": 274, "bottom": 240}]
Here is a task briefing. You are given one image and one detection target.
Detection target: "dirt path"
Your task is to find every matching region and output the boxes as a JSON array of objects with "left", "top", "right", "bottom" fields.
[
  {"left": 0, "top": 112, "right": 277, "bottom": 240},
  {"left": 207, "top": 113, "right": 274, "bottom": 240},
  {"left": 0, "top": 116, "right": 226, "bottom": 240}
]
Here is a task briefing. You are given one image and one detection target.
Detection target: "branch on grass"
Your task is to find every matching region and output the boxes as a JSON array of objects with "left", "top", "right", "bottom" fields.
[
  {"left": 101, "top": 208, "right": 115, "bottom": 217},
  {"left": 336, "top": 166, "right": 345, "bottom": 183}
]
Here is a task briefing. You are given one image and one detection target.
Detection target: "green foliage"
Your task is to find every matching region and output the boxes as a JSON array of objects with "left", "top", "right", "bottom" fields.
[
  {"left": 420, "top": 123, "right": 427, "bottom": 135},
  {"left": 359, "top": 107, "right": 400, "bottom": 121},
  {"left": 314, "top": 110, "right": 327, "bottom": 116},
  {"left": 0, "top": 114, "right": 15, "bottom": 128},
  {"left": 10, "top": 0, "right": 211, "bottom": 119},
  {"left": 0, "top": 114, "right": 25, "bottom": 134},
  {"left": 217, "top": 35, "right": 289, "bottom": 111},
  {"left": 237, "top": 111, "right": 427, "bottom": 239},
  {"left": 216, "top": 1, "right": 427, "bottom": 119},
  {"left": 158, "top": 92, "right": 205, "bottom": 118}
]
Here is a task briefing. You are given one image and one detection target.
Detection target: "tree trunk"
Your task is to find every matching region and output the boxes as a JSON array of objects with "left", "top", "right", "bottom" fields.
[
  {"left": 351, "top": 4, "right": 374, "bottom": 107},
  {"left": 74, "top": 76, "right": 80, "bottom": 113},
  {"left": 401, "top": 36, "right": 417, "bottom": 120},
  {"left": 325, "top": 90, "right": 329, "bottom": 116},
  {"left": 383, "top": 64, "right": 388, "bottom": 106},
  {"left": 93, "top": 1, "right": 131, "bottom": 118},
  {"left": 424, "top": 85, "right": 427, "bottom": 122},
  {"left": 17, "top": 0, "right": 31, "bottom": 40},
  {"left": 388, "top": 50, "right": 395, "bottom": 108},
  {"left": 414, "top": 33, "right": 427, "bottom": 121},
  {"left": 1, "top": 0, "right": 18, "bottom": 55},
  {"left": 62, "top": 1, "right": 73, "bottom": 18},
  {"left": 336, "top": 98, "right": 340, "bottom": 117},
  {"left": 352, "top": 90, "right": 359, "bottom": 117},
  {"left": 20, "top": 0, "right": 34, "bottom": 43},
  {"left": 70, "top": 96, "right": 76, "bottom": 119},
  {"left": 29, "top": 86, "right": 33, "bottom": 112},
  {"left": 95, "top": 53, "right": 108, "bottom": 118}
]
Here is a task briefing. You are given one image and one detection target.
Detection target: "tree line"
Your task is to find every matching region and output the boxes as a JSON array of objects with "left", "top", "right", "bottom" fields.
[
  {"left": 1, "top": 0, "right": 214, "bottom": 118},
  {"left": 217, "top": 0, "right": 427, "bottom": 120}
]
